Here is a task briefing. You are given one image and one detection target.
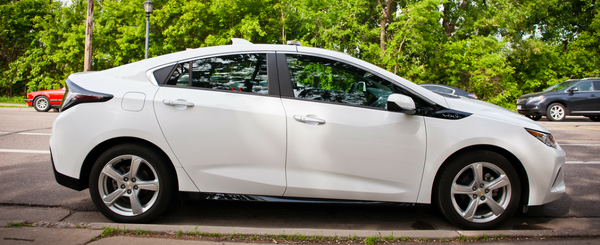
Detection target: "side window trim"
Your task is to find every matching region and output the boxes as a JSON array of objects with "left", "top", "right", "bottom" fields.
[
  {"left": 267, "top": 53, "right": 281, "bottom": 97},
  {"left": 276, "top": 52, "right": 294, "bottom": 97}
]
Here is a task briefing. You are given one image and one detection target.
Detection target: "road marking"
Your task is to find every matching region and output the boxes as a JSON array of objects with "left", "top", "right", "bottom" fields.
[
  {"left": 0, "top": 132, "right": 51, "bottom": 136},
  {"left": 546, "top": 127, "right": 600, "bottom": 130},
  {"left": 559, "top": 144, "right": 600, "bottom": 146},
  {"left": 565, "top": 161, "right": 600, "bottom": 164},
  {"left": 0, "top": 149, "right": 50, "bottom": 154}
]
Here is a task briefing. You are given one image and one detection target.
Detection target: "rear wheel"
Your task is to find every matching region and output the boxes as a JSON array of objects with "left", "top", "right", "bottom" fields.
[
  {"left": 435, "top": 151, "right": 521, "bottom": 230},
  {"left": 33, "top": 96, "right": 51, "bottom": 112},
  {"left": 588, "top": 116, "right": 600, "bottom": 122},
  {"left": 546, "top": 103, "right": 566, "bottom": 121},
  {"left": 89, "top": 144, "right": 175, "bottom": 223},
  {"left": 527, "top": 115, "right": 542, "bottom": 121}
]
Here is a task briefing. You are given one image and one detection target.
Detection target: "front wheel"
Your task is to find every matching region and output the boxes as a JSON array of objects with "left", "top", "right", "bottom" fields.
[
  {"left": 33, "top": 96, "right": 51, "bottom": 112},
  {"left": 527, "top": 115, "right": 542, "bottom": 121},
  {"left": 89, "top": 144, "right": 175, "bottom": 223},
  {"left": 435, "top": 151, "right": 521, "bottom": 230},
  {"left": 546, "top": 103, "right": 566, "bottom": 121}
]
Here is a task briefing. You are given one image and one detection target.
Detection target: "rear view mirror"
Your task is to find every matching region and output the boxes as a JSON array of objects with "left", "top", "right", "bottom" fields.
[
  {"left": 387, "top": 94, "right": 416, "bottom": 115},
  {"left": 569, "top": 87, "right": 579, "bottom": 94}
]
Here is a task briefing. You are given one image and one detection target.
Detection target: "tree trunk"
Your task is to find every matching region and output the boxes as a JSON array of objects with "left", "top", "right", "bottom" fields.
[{"left": 83, "top": 0, "right": 93, "bottom": 72}]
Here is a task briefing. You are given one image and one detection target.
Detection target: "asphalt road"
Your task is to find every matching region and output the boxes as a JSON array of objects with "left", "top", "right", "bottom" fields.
[{"left": 1, "top": 107, "right": 599, "bottom": 231}]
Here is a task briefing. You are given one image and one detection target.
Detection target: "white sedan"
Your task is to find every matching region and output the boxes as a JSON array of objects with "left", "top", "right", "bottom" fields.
[{"left": 50, "top": 39, "right": 565, "bottom": 229}]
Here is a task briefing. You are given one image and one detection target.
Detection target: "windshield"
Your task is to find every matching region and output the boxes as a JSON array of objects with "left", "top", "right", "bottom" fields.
[{"left": 543, "top": 80, "right": 578, "bottom": 92}]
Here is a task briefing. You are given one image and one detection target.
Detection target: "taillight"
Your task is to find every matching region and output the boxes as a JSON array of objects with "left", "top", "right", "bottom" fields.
[{"left": 60, "top": 79, "right": 113, "bottom": 112}]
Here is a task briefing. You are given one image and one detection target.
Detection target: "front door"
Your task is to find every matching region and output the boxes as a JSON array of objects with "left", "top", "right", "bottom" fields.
[{"left": 279, "top": 53, "right": 427, "bottom": 202}]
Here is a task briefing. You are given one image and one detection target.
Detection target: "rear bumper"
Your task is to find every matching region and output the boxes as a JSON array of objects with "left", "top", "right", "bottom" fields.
[{"left": 51, "top": 148, "right": 85, "bottom": 191}]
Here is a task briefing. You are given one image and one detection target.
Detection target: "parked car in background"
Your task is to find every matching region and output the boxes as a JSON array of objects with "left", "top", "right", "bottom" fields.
[
  {"left": 516, "top": 78, "right": 600, "bottom": 121},
  {"left": 50, "top": 39, "right": 565, "bottom": 230},
  {"left": 419, "top": 83, "right": 478, "bottom": 99},
  {"left": 25, "top": 87, "right": 65, "bottom": 112}
]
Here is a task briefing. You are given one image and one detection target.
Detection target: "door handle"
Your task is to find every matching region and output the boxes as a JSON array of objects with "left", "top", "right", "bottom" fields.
[
  {"left": 293, "top": 115, "right": 326, "bottom": 125},
  {"left": 163, "top": 99, "right": 194, "bottom": 108}
]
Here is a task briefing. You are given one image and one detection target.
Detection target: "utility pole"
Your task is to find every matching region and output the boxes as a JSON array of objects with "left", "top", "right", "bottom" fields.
[{"left": 83, "top": 0, "right": 93, "bottom": 72}]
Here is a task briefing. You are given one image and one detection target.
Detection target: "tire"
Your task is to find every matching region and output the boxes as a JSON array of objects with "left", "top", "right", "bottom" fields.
[
  {"left": 435, "top": 151, "right": 521, "bottom": 230},
  {"left": 527, "top": 115, "right": 542, "bottom": 121},
  {"left": 588, "top": 116, "right": 600, "bottom": 122},
  {"left": 33, "top": 96, "right": 51, "bottom": 112},
  {"left": 89, "top": 144, "right": 175, "bottom": 223},
  {"left": 546, "top": 103, "right": 566, "bottom": 121}
]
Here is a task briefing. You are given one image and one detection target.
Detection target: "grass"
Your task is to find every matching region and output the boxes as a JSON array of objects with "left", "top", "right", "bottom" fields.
[
  {"left": 0, "top": 96, "right": 26, "bottom": 104},
  {"left": 5, "top": 221, "right": 33, "bottom": 228},
  {"left": 92, "top": 226, "right": 518, "bottom": 244}
]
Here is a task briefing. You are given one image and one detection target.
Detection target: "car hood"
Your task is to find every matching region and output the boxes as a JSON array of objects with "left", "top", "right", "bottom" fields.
[{"left": 443, "top": 97, "right": 549, "bottom": 133}]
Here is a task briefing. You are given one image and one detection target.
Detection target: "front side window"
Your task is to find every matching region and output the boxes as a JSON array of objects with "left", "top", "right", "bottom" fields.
[
  {"left": 285, "top": 54, "right": 400, "bottom": 109},
  {"left": 165, "top": 53, "right": 268, "bottom": 94},
  {"left": 573, "top": 81, "right": 593, "bottom": 92}
]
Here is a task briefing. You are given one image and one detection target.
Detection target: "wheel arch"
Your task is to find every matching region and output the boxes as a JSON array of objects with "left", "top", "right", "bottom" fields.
[
  {"left": 78, "top": 137, "right": 178, "bottom": 191},
  {"left": 431, "top": 144, "right": 530, "bottom": 211}
]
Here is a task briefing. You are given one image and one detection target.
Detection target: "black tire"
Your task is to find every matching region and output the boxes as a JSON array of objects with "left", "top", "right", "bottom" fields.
[
  {"left": 33, "top": 96, "right": 51, "bottom": 112},
  {"left": 588, "top": 116, "right": 600, "bottom": 122},
  {"left": 546, "top": 103, "right": 566, "bottom": 121},
  {"left": 435, "top": 150, "right": 521, "bottom": 230},
  {"left": 89, "top": 144, "right": 175, "bottom": 223},
  {"left": 527, "top": 115, "right": 542, "bottom": 121}
]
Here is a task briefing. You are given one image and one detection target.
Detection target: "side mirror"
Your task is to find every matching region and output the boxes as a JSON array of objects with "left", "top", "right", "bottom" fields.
[
  {"left": 569, "top": 87, "right": 579, "bottom": 94},
  {"left": 387, "top": 94, "right": 416, "bottom": 115}
]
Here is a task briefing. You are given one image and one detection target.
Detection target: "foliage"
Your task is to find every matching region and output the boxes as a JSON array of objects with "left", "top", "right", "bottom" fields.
[{"left": 1, "top": 0, "right": 599, "bottom": 110}]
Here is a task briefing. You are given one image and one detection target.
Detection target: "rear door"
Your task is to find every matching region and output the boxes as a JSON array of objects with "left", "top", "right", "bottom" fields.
[{"left": 154, "top": 53, "right": 288, "bottom": 196}]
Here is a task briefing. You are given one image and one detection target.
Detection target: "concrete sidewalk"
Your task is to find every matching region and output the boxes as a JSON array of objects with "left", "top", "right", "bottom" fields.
[{"left": 1, "top": 206, "right": 600, "bottom": 244}]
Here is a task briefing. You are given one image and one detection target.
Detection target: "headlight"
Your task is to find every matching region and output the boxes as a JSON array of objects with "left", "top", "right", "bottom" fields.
[
  {"left": 525, "top": 128, "right": 557, "bottom": 148},
  {"left": 527, "top": 95, "right": 544, "bottom": 103}
]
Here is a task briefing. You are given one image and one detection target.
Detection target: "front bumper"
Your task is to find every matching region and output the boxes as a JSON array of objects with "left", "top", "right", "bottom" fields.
[{"left": 516, "top": 102, "right": 546, "bottom": 116}]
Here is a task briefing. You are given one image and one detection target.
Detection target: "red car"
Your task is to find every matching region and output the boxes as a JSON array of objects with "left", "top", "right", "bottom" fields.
[{"left": 25, "top": 87, "right": 65, "bottom": 112}]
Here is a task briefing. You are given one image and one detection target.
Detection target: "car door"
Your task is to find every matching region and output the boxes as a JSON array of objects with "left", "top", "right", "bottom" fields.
[
  {"left": 567, "top": 81, "right": 597, "bottom": 113},
  {"left": 593, "top": 81, "right": 600, "bottom": 112},
  {"left": 153, "top": 53, "right": 287, "bottom": 196},
  {"left": 278, "top": 53, "right": 427, "bottom": 203}
]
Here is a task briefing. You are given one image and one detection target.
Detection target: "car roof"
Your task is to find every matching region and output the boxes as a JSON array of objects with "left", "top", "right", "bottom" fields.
[{"left": 71, "top": 41, "right": 448, "bottom": 107}]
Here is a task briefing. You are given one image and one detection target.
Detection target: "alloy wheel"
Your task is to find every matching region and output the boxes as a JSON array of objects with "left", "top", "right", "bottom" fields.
[
  {"left": 98, "top": 154, "right": 160, "bottom": 216},
  {"left": 450, "top": 162, "right": 511, "bottom": 223}
]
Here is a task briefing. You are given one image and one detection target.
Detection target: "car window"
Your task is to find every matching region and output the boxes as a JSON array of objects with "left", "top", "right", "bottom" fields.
[
  {"left": 165, "top": 53, "right": 268, "bottom": 94},
  {"left": 165, "top": 62, "right": 190, "bottom": 87},
  {"left": 574, "top": 81, "right": 593, "bottom": 92},
  {"left": 594, "top": 81, "right": 600, "bottom": 91},
  {"left": 285, "top": 54, "right": 399, "bottom": 109}
]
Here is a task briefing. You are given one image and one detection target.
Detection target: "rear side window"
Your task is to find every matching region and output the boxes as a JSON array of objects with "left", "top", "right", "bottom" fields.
[
  {"left": 593, "top": 81, "right": 600, "bottom": 91},
  {"left": 164, "top": 53, "right": 268, "bottom": 95}
]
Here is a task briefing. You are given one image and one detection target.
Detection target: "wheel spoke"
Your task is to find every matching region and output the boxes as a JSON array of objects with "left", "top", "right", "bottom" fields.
[
  {"left": 486, "top": 174, "right": 509, "bottom": 190},
  {"left": 129, "top": 156, "right": 143, "bottom": 179},
  {"left": 485, "top": 197, "right": 505, "bottom": 216},
  {"left": 136, "top": 180, "right": 159, "bottom": 191},
  {"left": 102, "top": 165, "right": 124, "bottom": 181},
  {"left": 462, "top": 198, "right": 480, "bottom": 221},
  {"left": 473, "top": 163, "right": 484, "bottom": 186},
  {"left": 129, "top": 192, "right": 144, "bottom": 215},
  {"left": 452, "top": 182, "right": 475, "bottom": 195},
  {"left": 103, "top": 188, "right": 126, "bottom": 206}
]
